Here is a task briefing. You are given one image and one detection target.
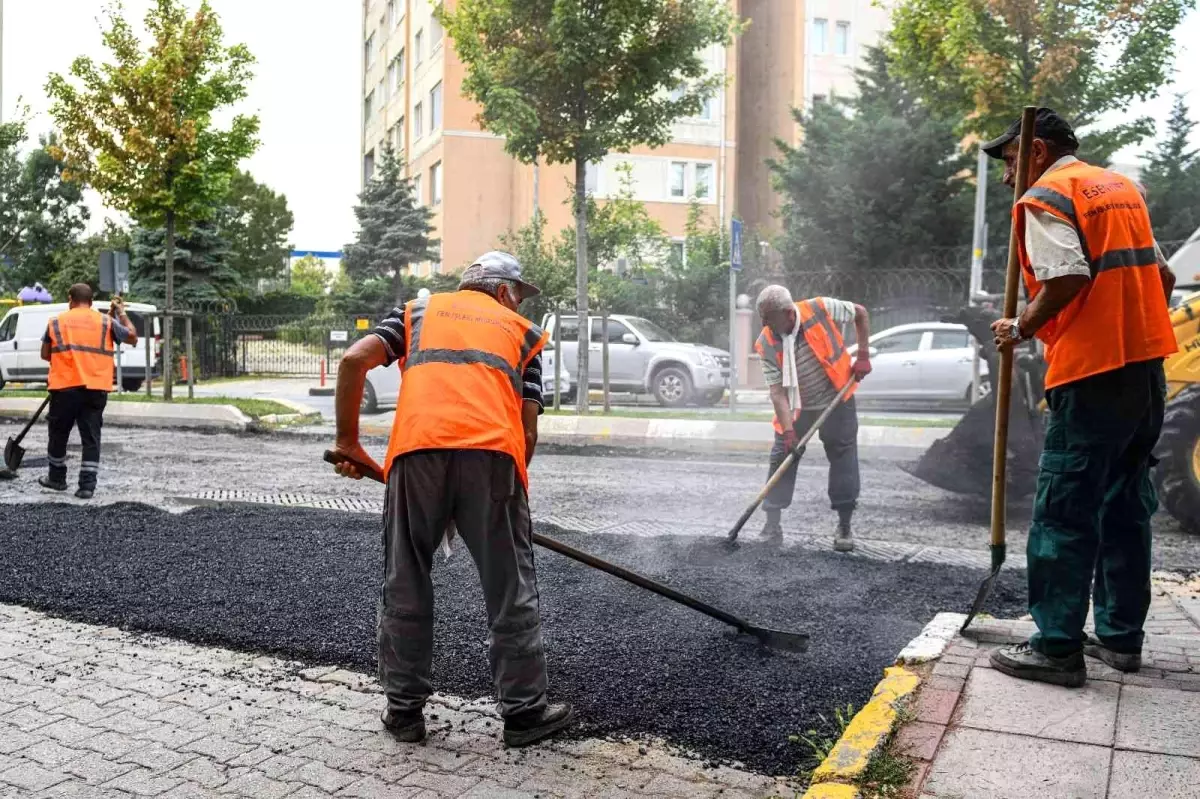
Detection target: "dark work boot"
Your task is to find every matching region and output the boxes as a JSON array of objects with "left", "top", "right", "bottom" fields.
[
  {"left": 381, "top": 707, "right": 426, "bottom": 743},
  {"left": 75, "top": 488, "right": 94, "bottom": 500},
  {"left": 503, "top": 703, "right": 575, "bottom": 748},
  {"left": 39, "top": 475, "right": 68, "bottom": 492},
  {"left": 990, "top": 640, "right": 1086, "bottom": 688},
  {"left": 833, "top": 509, "right": 855, "bottom": 552},
  {"left": 1083, "top": 635, "right": 1141, "bottom": 673},
  {"left": 760, "top": 510, "right": 783, "bottom": 543}
]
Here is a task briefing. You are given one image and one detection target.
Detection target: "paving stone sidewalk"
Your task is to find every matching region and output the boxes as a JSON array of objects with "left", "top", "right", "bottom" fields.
[
  {"left": 0, "top": 604, "right": 788, "bottom": 799},
  {"left": 899, "top": 583, "right": 1200, "bottom": 798}
]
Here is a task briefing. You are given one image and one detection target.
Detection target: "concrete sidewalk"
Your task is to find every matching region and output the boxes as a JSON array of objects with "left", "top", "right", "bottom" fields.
[
  {"left": 0, "top": 397, "right": 253, "bottom": 432},
  {"left": 898, "top": 579, "right": 1200, "bottom": 798},
  {"left": 0, "top": 604, "right": 785, "bottom": 798}
]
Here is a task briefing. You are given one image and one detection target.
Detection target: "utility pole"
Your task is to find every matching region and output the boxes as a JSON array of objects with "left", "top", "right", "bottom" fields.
[{"left": 969, "top": 145, "right": 988, "bottom": 403}]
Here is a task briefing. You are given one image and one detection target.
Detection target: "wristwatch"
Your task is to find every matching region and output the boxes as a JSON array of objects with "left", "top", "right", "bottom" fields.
[{"left": 1008, "top": 318, "right": 1023, "bottom": 342}]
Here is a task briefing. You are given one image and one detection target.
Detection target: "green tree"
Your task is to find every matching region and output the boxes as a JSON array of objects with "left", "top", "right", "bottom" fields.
[
  {"left": 130, "top": 221, "right": 240, "bottom": 304},
  {"left": 440, "top": 0, "right": 738, "bottom": 411},
  {"left": 290, "top": 254, "right": 330, "bottom": 298},
  {"left": 342, "top": 147, "right": 437, "bottom": 306},
  {"left": 887, "top": 0, "right": 1195, "bottom": 159},
  {"left": 215, "top": 170, "right": 294, "bottom": 285},
  {"left": 46, "top": 0, "right": 259, "bottom": 398},
  {"left": 1141, "top": 94, "right": 1200, "bottom": 244},
  {"left": 46, "top": 222, "right": 132, "bottom": 301},
  {"left": 771, "top": 49, "right": 974, "bottom": 274}
]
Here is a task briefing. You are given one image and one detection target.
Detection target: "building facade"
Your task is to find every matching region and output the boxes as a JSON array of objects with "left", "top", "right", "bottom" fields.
[{"left": 360, "top": 0, "right": 888, "bottom": 274}]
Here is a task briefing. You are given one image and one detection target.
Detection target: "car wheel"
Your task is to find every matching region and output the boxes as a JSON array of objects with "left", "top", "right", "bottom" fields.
[
  {"left": 652, "top": 366, "right": 692, "bottom": 408},
  {"left": 121, "top": 378, "right": 143, "bottom": 393},
  {"left": 361, "top": 381, "right": 379, "bottom": 414},
  {"left": 0, "top": 375, "right": 5, "bottom": 392},
  {"left": 964, "top": 376, "right": 991, "bottom": 403},
  {"left": 697, "top": 388, "right": 725, "bottom": 406}
]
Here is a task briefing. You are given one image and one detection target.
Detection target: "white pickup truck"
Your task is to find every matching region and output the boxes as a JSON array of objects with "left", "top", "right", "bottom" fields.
[{"left": 540, "top": 313, "right": 731, "bottom": 407}]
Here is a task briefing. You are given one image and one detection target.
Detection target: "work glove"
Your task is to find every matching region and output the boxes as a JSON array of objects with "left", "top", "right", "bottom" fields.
[{"left": 852, "top": 356, "right": 872, "bottom": 380}]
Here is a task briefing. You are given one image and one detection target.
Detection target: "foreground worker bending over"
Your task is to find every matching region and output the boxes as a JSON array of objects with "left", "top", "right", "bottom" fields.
[
  {"left": 330, "top": 252, "right": 573, "bottom": 747},
  {"left": 985, "top": 108, "right": 1177, "bottom": 687},
  {"left": 754, "top": 285, "right": 872, "bottom": 551},
  {"left": 39, "top": 285, "right": 137, "bottom": 499}
]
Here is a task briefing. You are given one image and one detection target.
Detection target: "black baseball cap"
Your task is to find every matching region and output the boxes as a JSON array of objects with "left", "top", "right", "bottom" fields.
[{"left": 982, "top": 107, "right": 1079, "bottom": 159}]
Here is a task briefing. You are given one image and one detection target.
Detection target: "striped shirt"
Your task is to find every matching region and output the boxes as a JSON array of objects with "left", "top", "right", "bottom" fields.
[
  {"left": 373, "top": 305, "right": 545, "bottom": 412},
  {"left": 760, "top": 297, "right": 856, "bottom": 409}
]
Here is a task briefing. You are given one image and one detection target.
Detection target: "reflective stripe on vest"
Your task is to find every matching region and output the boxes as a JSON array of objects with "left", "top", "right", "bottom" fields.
[
  {"left": 47, "top": 308, "right": 116, "bottom": 392},
  {"left": 755, "top": 298, "right": 856, "bottom": 433},
  {"left": 1016, "top": 161, "right": 1176, "bottom": 388},
  {"left": 384, "top": 290, "right": 548, "bottom": 486}
]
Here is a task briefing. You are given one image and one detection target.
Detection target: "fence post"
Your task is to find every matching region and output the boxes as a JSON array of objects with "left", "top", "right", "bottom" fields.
[
  {"left": 553, "top": 306, "right": 562, "bottom": 412},
  {"left": 185, "top": 316, "right": 195, "bottom": 401},
  {"left": 241, "top": 333, "right": 247, "bottom": 376},
  {"left": 145, "top": 319, "right": 153, "bottom": 398},
  {"left": 601, "top": 306, "right": 610, "bottom": 414}
]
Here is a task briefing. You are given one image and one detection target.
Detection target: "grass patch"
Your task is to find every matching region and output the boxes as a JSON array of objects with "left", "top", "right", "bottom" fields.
[
  {"left": 0, "top": 389, "right": 294, "bottom": 419},
  {"left": 788, "top": 701, "right": 916, "bottom": 799}
]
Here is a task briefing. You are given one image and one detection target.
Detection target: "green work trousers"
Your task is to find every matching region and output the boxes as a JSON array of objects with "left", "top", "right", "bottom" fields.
[{"left": 1028, "top": 358, "right": 1165, "bottom": 657}]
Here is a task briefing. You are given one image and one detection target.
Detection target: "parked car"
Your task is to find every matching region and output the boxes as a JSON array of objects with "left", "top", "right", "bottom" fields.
[
  {"left": 0, "top": 301, "right": 161, "bottom": 392},
  {"left": 848, "top": 322, "right": 989, "bottom": 404},
  {"left": 360, "top": 361, "right": 401, "bottom": 414},
  {"left": 541, "top": 313, "right": 730, "bottom": 407}
]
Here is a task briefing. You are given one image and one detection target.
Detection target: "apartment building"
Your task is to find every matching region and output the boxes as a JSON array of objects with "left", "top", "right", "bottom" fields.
[{"left": 360, "top": 1, "right": 887, "bottom": 274}]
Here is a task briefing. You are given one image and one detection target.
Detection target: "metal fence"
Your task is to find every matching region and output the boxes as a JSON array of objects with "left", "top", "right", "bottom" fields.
[{"left": 193, "top": 314, "right": 372, "bottom": 379}]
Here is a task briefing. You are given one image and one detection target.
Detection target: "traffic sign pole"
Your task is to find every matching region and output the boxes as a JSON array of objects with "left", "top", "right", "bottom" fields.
[{"left": 729, "top": 220, "right": 743, "bottom": 415}]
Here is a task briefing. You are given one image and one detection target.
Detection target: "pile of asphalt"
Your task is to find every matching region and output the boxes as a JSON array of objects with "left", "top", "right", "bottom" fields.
[{"left": 0, "top": 503, "right": 1026, "bottom": 774}]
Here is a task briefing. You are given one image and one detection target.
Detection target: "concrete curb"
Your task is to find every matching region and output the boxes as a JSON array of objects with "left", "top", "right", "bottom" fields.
[
  {"left": 0, "top": 397, "right": 252, "bottom": 432},
  {"left": 799, "top": 614, "right": 965, "bottom": 798}
]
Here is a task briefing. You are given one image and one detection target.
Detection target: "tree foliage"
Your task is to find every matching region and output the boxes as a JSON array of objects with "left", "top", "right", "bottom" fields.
[
  {"left": 341, "top": 147, "right": 437, "bottom": 306},
  {"left": 886, "top": 0, "right": 1196, "bottom": 159},
  {"left": 290, "top": 255, "right": 330, "bottom": 298},
  {"left": 1141, "top": 94, "right": 1200, "bottom": 244},
  {"left": 772, "top": 49, "right": 975, "bottom": 274},
  {"left": 130, "top": 221, "right": 240, "bottom": 304},
  {"left": 214, "top": 171, "right": 294, "bottom": 283},
  {"left": 45, "top": 222, "right": 132, "bottom": 302}
]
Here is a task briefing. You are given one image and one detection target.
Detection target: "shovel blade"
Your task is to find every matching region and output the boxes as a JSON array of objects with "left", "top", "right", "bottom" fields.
[
  {"left": 962, "top": 542, "right": 1007, "bottom": 632},
  {"left": 746, "top": 625, "right": 810, "bottom": 654},
  {"left": 4, "top": 437, "right": 24, "bottom": 473}
]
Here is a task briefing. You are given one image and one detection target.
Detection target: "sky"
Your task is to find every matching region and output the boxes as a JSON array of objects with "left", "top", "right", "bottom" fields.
[{"left": 0, "top": 1, "right": 1197, "bottom": 250}]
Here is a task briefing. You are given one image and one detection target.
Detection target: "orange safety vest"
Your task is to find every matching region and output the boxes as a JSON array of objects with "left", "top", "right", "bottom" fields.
[
  {"left": 1015, "top": 161, "right": 1176, "bottom": 389},
  {"left": 754, "top": 299, "right": 857, "bottom": 433},
  {"left": 384, "top": 289, "right": 549, "bottom": 488},
  {"left": 46, "top": 307, "right": 116, "bottom": 392}
]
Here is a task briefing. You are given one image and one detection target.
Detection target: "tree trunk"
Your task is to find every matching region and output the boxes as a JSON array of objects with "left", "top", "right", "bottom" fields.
[
  {"left": 574, "top": 156, "right": 589, "bottom": 414},
  {"left": 163, "top": 210, "right": 175, "bottom": 402},
  {"left": 394, "top": 268, "right": 404, "bottom": 308}
]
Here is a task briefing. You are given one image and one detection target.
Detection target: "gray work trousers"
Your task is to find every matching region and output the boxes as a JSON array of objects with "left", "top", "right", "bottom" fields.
[
  {"left": 763, "top": 397, "right": 861, "bottom": 513},
  {"left": 380, "top": 449, "right": 548, "bottom": 719}
]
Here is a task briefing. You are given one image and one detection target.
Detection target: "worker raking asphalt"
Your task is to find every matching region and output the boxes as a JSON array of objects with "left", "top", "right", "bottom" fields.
[{"left": 0, "top": 502, "right": 1026, "bottom": 774}]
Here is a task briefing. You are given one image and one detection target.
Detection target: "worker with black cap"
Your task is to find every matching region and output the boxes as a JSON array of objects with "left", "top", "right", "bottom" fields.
[
  {"left": 982, "top": 108, "right": 1177, "bottom": 688},
  {"left": 329, "top": 251, "right": 575, "bottom": 748}
]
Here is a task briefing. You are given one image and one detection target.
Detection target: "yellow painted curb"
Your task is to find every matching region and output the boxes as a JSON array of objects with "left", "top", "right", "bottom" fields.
[
  {"left": 807, "top": 665, "right": 921, "bottom": 792},
  {"left": 801, "top": 782, "right": 860, "bottom": 799}
]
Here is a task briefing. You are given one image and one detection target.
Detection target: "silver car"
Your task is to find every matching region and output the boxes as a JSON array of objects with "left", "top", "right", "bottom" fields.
[{"left": 849, "top": 322, "right": 989, "bottom": 404}]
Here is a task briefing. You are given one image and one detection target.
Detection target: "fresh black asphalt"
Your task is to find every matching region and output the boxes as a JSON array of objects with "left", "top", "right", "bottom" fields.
[{"left": 0, "top": 502, "right": 1027, "bottom": 774}]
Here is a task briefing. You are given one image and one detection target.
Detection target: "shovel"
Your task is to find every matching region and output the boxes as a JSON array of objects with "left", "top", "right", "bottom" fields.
[
  {"left": 323, "top": 449, "right": 810, "bottom": 653},
  {"left": 4, "top": 396, "right": 51, "bottom": 473},
  {"left": 962, "top": 106, "right": 1037, "bottom": 632},
  {"left": 726, "top": 376, "right": 858, "bottom": 544}
]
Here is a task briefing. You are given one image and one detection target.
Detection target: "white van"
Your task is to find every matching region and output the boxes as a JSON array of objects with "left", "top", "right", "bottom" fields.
[{"left": 0, "top": 301, "right": 161, "bottom": 392}]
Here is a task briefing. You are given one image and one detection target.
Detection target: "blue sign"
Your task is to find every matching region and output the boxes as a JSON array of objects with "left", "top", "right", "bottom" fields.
[{"left": 730, "top": 219, "right": 743, "bottom": 272}]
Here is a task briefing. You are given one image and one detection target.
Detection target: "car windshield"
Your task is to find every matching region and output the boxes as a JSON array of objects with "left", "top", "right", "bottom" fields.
[{"left": 627, "top": 317, "right": 674, "bottom": 342}]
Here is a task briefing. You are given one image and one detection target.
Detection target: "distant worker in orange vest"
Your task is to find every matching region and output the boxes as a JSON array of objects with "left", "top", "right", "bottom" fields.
[
  {"left": 330, "top": 252, "right": 574, "bottom": 748},
  {"left": 39, "top": 284, "right": 137, "bottom": 499},
  {"left": 754, "top": 285, "right": 873, "bottom": 551},
  {"left": 984, "top": 108, "right": 1177, "bottom": 687}
]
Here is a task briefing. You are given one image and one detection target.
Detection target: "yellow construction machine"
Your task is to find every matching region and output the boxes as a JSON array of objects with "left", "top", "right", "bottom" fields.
[{"left": 1152, "top": 291, "right": 1200, "bottom": 532}]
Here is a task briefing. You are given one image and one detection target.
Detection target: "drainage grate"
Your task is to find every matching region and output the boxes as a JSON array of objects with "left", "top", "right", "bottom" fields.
[{"left": 175, "top": 490, "right": 382, "bottom": 514}]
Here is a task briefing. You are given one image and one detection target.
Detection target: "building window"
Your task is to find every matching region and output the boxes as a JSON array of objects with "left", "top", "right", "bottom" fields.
[
  {"left": 413, "top": 174, "right": 423, "bottom": 206},
  {"left": 378, "top": 78, "right": 386, "bottom": 105},
  {"left": 835, "top": 21, "right": 850, "bottom": 55},
  {"left": 429, "top": 82, "right": 443, "bottom": 132},
  {"left": 430, "top": 162, "right": 442, "bottom": 205},
  {"left": 413, "top": 102, "right": 423, "bottom": 140},
  {"left": 812, "top": 18, "right": 827, "bottom": 54},
  {"left": 669, "top": 162, "right": 686, "bottom": 198},
  {"left": 389, "top": 55, "right": 402, "bottom": 95},
  {"left": 392, "top": 118, "right": 404, "bottom": 152},
  {"left": 584, "top": 162, "right": 599, "bottom": 194},
  {"left": 694, "top": 163, "right": 713, "bottom": 199},
  {"left": 813, "top": 94, "right": 827, "bottom": 105},
  {"left": 670, "top": 239, "right": 686, "bottom": 266},
  {"left": 699, "top": 95, "right": 714, "bottom": 120},
  {"left": 431, "top": 9, "right": 444, "bottom": 48},
  {"left": 363, "top": 89, "right": 375, "bottom": 122},
  {"left": 387, "top": 0, "right": 396, "bottom": 29},
  {"left": 415, "top": 30, "right": 423, "bottom": 65},
  {"left": 364, "top": 33, "right": 376, "bottom": 69},
  {"left": 364, "top": 150, "right": 376, "bottom": 183}
]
